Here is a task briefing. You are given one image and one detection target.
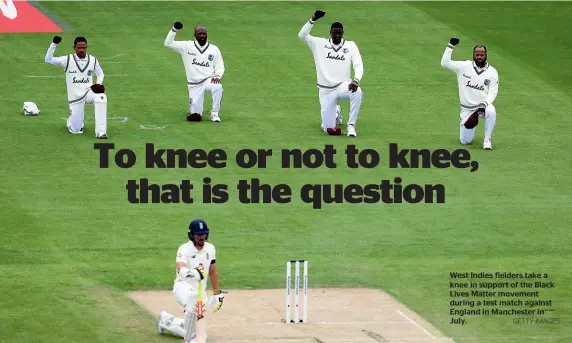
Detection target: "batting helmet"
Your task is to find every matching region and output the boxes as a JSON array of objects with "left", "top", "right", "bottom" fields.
[{"left": 188, "top": 219, "right": 209, "bottom": 241}]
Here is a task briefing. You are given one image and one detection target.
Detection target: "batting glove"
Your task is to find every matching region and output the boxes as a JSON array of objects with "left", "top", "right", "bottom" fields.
[
  {"left": 173, "top": 21, "right": 183, "bottom": 30},
  {"left": 449, "top": 37, "right": 460, "bottom": 46},
  {"left": 209, "top": 290, "right": 228, "bottom": 312},
  {"left": 53, "top": 36, "right": 62, "bottom": 44},
  {"left": 192, "top": 267, "right": 205, "bottom": 280}
]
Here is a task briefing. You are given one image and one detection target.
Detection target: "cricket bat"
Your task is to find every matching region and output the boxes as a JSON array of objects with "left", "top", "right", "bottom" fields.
[{"left": 197, "top": 271, "right": 204, "bottom": 319}]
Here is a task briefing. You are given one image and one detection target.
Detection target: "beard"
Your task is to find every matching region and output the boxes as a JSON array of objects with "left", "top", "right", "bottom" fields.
[{"left": 474, "top": 58, "right": 487, "bottom": 68}]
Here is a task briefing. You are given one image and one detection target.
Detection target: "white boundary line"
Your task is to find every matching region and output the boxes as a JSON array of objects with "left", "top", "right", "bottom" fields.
[
  {"left": 396, "top": 310, "right": 436, "bottom": 339},
  {"left": 99, "top": 54, "right": 124, "bottom": 60},
  {"left": 139, "top": 125, "right": 168, "bottom": 130}
]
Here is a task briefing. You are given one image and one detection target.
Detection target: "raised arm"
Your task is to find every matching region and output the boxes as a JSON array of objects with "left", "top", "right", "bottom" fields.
[
  {"left": 440, "top": 37, "right": 463, "bottom": 73},
  {"left": 298, "top": 10, "right": 325, "bottom": 48},
  {"left": 164, "top": 22, "right": 188, "bottom": 54},
  {"left": 45, "top": 36, "right": 67, "bottom": 68}
]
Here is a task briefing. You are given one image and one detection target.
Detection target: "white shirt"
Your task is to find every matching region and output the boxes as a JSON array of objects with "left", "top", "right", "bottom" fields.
[
  {"left": 164, "top": 29, "right": 225, "bottom": 86},
  {"left": 44, "top": 43, "right": 104, "bottom": 103},
  {"left": 174, "top": 241, "right": 216, "bottom": 293},
  {"left": 298, "top": 19, "right": 364, "bottom": 89},
  {"left": 441, "top": 44, "right": 499, "bottom": 110}
]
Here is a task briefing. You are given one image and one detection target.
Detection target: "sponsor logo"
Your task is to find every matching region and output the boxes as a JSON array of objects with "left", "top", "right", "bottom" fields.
[
  {"left": 326, "top": 52, "right": 345, "bottom": 61},
  {"left": 465, "top": 80, "right": 485, "bottom": 91},
  {"left": 192, "top": 58, "right": 210, "bottom": 67},
  {"left": 72, "top": 77, "right": 90, "bottom": 84}
]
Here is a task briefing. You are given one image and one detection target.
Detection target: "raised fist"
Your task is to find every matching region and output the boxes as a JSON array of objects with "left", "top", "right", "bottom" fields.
[
  {"left": 312, "top": 10, "right": 326, "bottom": 21},
  {"left": 173, "top": 22, "right": 183, "bottom": 30},
  {"left": 449, "top": 37, "right": 460, "bottom": 46},
  {"left": 53, "top": 36, "right": 62, "bottom": 44}
]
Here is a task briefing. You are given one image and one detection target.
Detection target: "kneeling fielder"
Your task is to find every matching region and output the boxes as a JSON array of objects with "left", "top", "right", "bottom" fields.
[
  {"left": 44, "top": 36, "right": 108, "bottom": 139},
  {"left": 164, "top": 22, "right": 225, "bottom": 123},
  {"left": 157, "top": 219, "right": 226, "bottom": 343},
  {"left": 298, "top": 10, "right": 364, "bottom": 137},
  {"left": 441, "top": 37, "right": 499, "bottom": 150}
]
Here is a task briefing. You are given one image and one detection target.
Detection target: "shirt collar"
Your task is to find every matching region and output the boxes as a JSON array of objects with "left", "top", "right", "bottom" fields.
[
  {"left": 472, "top": 60, "right": 489, "bottom": 72},
  {"left": 329, "top": 38, "right": 345, "bottom": 47}
]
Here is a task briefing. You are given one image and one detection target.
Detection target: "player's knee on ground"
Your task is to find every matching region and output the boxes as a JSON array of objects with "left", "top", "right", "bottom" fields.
[{"left": 93, "top": 93, "right": 107, "bottom": 103}]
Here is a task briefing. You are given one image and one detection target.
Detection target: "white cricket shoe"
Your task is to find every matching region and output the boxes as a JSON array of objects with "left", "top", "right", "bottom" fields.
[
  {"left": 210, "top": 112, "right": 221, "bottom": 122},
  {"left": 347, "top": 124, "right": 357, "bottom": 137},
  {"left": 157, "top": 310, "right": 175, "bottom": 335},
  {"left": 483, "top": 139, "right": 492, "bottom": 150},
  {"left": 335, "top": 105, "right": 343, "bottom": 126},
  {"left": 157, "top": 311, "right": 166, "bottom": 334},
  {"left": 96, "top": 132, "right": 108, "bottom": 139},
  {"left": 67, "top": 118, "right": 84, "bottom": 134}
]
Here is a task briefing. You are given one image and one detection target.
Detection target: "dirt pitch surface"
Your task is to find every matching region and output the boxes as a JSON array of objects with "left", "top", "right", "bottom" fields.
[{"left": 127, "top": 288, "right": 455, "bottom": 343}]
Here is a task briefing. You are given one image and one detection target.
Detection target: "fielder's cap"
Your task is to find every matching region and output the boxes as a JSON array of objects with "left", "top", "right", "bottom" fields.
[{"left": 464, "top": 111, "right": 480, "bottom": 129}]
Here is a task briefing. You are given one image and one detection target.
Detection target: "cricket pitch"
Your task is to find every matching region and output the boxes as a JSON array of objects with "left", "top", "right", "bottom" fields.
[{"left": 127, "top": 288, "right": 455, "bottom": 343}]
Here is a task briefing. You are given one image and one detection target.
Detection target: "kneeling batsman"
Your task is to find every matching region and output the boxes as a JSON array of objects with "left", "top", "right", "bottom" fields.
[{"left": 157, "top": 218, "right": 225, "bottom": 343}]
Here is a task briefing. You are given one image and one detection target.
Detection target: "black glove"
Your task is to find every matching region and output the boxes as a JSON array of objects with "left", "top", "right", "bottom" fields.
[
  {"left": 53, "top": 36, "right": 62, "bottom": 44},
  {"left": 449, "top": 37, "right": 459, "bottom": 46},
  {"left": 313, "top": 10, "right": 326, "bottom": 20},
  {"left": 173, "top": 22, "right": 183, "bottom": 30}
]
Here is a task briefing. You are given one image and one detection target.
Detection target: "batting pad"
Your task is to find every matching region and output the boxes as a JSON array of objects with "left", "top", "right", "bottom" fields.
[
  {"left": 183, "top": 304, "right": 197, "bottom": 342},
  {"left": 94, "top": 94, "right": 107, "bottom": 134}
]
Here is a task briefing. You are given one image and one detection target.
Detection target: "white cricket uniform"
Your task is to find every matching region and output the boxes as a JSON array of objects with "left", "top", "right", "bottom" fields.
[
  {"left": 298, "top": 19, "right": 364, "bottom": 130},
  {"left": 44, "top": 42, "right": 108, "bottom": 136},
  {"left": 441, "top": 44, "right": 499, "bottom": 145},
  {"left": 160, "top": 241, "right": 216, "bottom": 340},
  {"left": 164, "top": 29, "right": 225, "bottom": 118},
  {"left": 173, "top": 241, "right": 216, "bottom": 306}
]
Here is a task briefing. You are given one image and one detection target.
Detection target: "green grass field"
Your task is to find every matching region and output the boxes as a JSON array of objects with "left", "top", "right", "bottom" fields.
[{"left": 1, "top": 1, "right": 571, "bottom": 342}]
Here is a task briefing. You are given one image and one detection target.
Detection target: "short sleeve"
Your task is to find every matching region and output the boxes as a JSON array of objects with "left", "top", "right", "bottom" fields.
[
  {"left": 176, "top": 246, "right": 186, "bottom": 263},
  {"left": 210, "top": 245, "right": 217, "bottom": 264}
]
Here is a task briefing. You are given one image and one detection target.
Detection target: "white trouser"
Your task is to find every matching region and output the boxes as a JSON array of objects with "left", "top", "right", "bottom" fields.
[
  {"left": 188, "top": 78, "right": 223, "bottom": 116},
  {"left": 67, "top": 90, "right": 107, "bottom": 135},
  {"left": 459, "top": 104, "right": 497, "bottom": 144},
  {"left": 318, "top": 81, "right": 363, "bottom": 130}
]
